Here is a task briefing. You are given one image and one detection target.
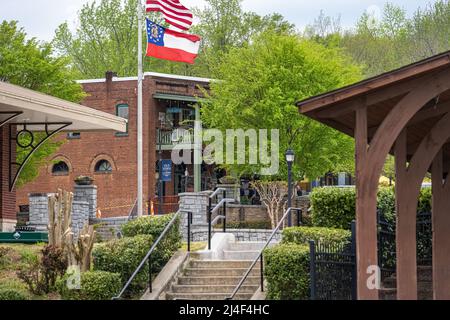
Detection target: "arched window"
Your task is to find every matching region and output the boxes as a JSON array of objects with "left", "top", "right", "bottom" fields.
[
  {"left": 95, "top": 160, "right": 113, "bottom": 173},
  {"left": 52, "top": 161, "right": 69, "bottom": 175}
]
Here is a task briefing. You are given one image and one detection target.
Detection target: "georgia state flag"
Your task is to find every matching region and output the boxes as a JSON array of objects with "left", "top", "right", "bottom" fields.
[{"left": 146, "top": 19, "right": 201, "bottom": 64}]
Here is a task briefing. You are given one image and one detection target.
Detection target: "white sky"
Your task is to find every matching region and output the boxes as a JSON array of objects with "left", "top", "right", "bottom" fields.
[{"left": 1, "top": 0, "right": 436, "bottom": 41}]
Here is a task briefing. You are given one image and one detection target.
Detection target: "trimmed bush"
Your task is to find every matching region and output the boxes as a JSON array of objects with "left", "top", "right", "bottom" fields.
[
  {"left": 264, "top": 244, "right": 310, "bottom": 300},
  {"left": 282, "top": 226, "right": 351, "bottom": 246},
  {"left": 58, "top": 271, "right": 121, "bottom": 300},
  {"left": 310, "top": 187, "right": 432, "bottom": 229},
  {"left": 310, "top": 187, "right": 355, "bottom": 229},
  {"left": 121, "top": 214, "right": 179, "bottom": 239},
  {"left": 0, "top": 288, "right": 27, "bottom": 300},
  {"left": 92, "top": 235, "right": 153, "bottom": 294}
]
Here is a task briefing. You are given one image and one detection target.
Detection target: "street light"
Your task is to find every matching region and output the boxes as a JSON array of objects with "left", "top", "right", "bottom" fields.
[{"left": 286, "top": 149, "right": 295, "bottom": 227}]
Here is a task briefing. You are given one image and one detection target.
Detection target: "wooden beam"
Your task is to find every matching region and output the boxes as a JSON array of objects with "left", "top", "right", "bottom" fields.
[
  {"left": 432, "top": 150, "right": 450, "bottom": 300},
  {"left": 355, "top": 104, "right": 379, "bottom": 300},
  {"left": 298, "top": 55, "right": 450, "bottom": 114},
  {"left": 395, "top": 129, "right": 418, "bottom": 300}
]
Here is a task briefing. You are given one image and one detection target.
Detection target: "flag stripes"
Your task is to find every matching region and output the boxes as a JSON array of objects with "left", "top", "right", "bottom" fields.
[{"left": 146, "top": 0, "right": 193, "bottom": 31}]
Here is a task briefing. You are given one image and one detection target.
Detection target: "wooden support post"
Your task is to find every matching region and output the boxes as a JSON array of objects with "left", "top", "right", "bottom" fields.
[
  {"left": 355, "top": 105, "right": 379, "bottom": 300},
  {"left": 432, "top": 150, "right": 450, "bottom": 300},
  {"left": 394, "top": 130, "right": 418, "bottom": 300}
]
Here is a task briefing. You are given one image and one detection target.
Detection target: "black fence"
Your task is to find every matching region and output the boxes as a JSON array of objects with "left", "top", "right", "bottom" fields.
[
  {"left": 310, "top": 222, "right": 356, "bottom": 300},
  {"left": 310, "top": 210, "right": 432, "bottom": 300}
]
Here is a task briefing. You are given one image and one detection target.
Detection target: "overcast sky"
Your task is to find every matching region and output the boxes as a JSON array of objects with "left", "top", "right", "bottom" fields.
[{"left": 2, "top": 0, "right": 435, "bottom": 41}]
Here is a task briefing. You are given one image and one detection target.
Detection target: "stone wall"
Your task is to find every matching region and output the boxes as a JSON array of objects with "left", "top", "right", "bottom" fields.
[
  {"left": 226, "top": 205, "right": 268, "bottom": 223},
  {"left": 90, "top": 217, "right": 129, "bottom": 241},
  {"left": 187, "top": 229, "right": 282, "bottom": 243}
]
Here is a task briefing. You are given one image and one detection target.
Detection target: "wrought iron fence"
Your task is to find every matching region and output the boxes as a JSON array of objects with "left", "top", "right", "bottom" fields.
[
  {"left": 310, "top": 222, "right": 356, "bottom": 300},
  {"left": 417, "top": 211, "right": 432, "bottom": 266},
  {"left": 377, "top": 211, "right": 396, "bottom": 281}
]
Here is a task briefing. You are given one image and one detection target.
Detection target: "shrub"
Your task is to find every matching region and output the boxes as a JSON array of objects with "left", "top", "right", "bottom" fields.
[
  {"left": 121, "top": 214, "right": 179, "bottom": 238},
  {"left": 282, "top": 226, "right": 351, "bottom": 246},
  {"left": 310, "top": 187, "right": 432, "bottom": 229},
  {"left": 264, "top": 244, "right": 310, "bottom": 300},
  {"left": 310, "top": 187, "right": 356, "bottom": 229},
  {"left": 92, "top": 235, "right": 153, "bottom": 295},
  {"left": 121, "top": 214, "right": 182, "bottom": 276},
  {"left": 17, "top": 245, "right": 67, "bottom": 295},
  {"left": 58, "top": 271, "right": 121, "bottom": 300},
  {"left": 0, "top": 288, "right": 27, "bottom": 300}
]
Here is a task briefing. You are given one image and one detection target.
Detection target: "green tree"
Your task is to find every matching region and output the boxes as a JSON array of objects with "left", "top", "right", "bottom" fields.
[
  {"left": 0, "top": 20, "right": 85, "bottom": 187},
  {"left": 201, "top": 32, "right": 361, "bottom": 181}
]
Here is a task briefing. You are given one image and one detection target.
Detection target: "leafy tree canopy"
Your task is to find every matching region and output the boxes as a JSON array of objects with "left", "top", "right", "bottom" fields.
[
  {"left": 0, "top": 20, "right": 84, "bottom": 187},
  {"left": 201, "top": 32, "right": 361, "bottom": 181}
]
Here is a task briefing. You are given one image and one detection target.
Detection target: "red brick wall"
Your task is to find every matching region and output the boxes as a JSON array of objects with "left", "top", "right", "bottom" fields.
[
  {"left": 16, "top": 75, "right": 208, "bottom": 217},
  {"left": 0, "top": 126, "right": 16, "bottom": 221}
]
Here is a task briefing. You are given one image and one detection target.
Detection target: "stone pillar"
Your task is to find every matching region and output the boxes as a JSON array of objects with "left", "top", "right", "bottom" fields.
[
  {"left": 74, "top": 185, "right": 97, "bottom": 220},
  {"left": 71, "top": 201, "right": 90, "bottom": 240},
  {"left": 179, "top": 192, "right": 211, "bottom": 241},
  {"left": 216, "top": 184, "right": 240, "bottom": 203},
  {"left": 29, "top": 193, "right": 51, "bottom": 232}
]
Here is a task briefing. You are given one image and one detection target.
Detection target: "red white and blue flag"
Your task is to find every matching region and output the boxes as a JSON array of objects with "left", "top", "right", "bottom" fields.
[
  {"left": 146, "top": 19, "right": 200, "bottom": 64},
  {"left": 145, "top": 0, "right": 193, "bottom": 31}
]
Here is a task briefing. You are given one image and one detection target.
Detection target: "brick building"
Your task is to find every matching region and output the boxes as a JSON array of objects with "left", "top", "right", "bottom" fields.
[
  {"left": 16, "top": 72, "right": 215, "bottom": 217},
  {"left": 0, "top": 81, "right": 126, "bottom": 231}
]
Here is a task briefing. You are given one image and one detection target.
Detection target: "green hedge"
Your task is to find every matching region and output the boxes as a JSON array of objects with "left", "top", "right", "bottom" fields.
[
  {"left": 121, "top": 214, "right": 181, "bottom": 268},
  {"left": 121, "top": 214, "right": 179, "bottom": 239},
  {"left": 92, "top": 235, "right": 153, "bottom": 294},
  {"left": 282, "top": 226, "right": 351, "bottom": 246},
  {"left": 0, "top": 288, "right": 27, "bottom": 300},
  {"left": 310, "top": 187, "right": 432, "bottom": 229},
  {"left": 58, "top": 271, "right": 121, "bottom": 300},
  {"left": 310, "top": 187, "right": 356, "bottom": 229},
  {"left": 264, "top": 244, "right": 310, "bottom": 300}
]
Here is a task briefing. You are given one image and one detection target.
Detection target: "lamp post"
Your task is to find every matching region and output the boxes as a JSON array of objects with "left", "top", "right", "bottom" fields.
[{"left": 286, "top": 149, "right": 295, "bottom": 227}]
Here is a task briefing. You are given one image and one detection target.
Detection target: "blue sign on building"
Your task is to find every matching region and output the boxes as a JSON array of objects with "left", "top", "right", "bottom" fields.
[{"left": 161, "top": 160, "right": 172, "bottom": 182}]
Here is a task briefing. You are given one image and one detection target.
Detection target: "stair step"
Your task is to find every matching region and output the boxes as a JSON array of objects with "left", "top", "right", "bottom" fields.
[
  {"left": 223, "top": 250, "right": 261, "bottom": 260},
  {"left": 189, "top": 260, "right": 253, "bottom": 269},
  {"left": 184, "top": 268, "right": 260, "bottom": 277},
  {"left": 171, "top": 285, "right": 259, "bottom": 294},
  {"left": 177, "top": 276, "right": 261, "bottom": 286},
  {"left": 227, "top": 242, "right": 266, "bottom": 251},
  {"left": 166, "top": 292, "right": 254, "bottom": 300}
]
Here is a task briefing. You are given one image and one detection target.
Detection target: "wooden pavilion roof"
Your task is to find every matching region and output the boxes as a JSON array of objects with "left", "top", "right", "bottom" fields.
[{"left": 297, "top": 50, "right": 450, "bottom": 170}]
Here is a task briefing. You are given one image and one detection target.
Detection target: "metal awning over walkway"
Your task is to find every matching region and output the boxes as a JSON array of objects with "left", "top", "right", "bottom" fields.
[
  {"left": 0, "top": 81, "right": 127, "bottom": 132},
  {"left": 0, "top": 81, "right": 128, "bottom": 191}
]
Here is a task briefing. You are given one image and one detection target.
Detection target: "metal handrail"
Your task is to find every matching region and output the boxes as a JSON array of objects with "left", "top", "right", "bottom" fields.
[
  {"left": 127, "top": 198, "right": 138, "bottom": 221},
  {"left": 210, "top": 187, "right": 227, "bottom": 199},
  {"left": 226, "top": 207, "right": 303, "bottom": 300},
  {"left": 211, "top": 198, "right": 235, "bottom": 214},
  {"left": 113, "top": 210, "right": 184, "bottom": 300}
]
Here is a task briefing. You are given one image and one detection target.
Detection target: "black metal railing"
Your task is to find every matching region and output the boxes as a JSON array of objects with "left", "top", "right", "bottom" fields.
[
  {"left": 377, "top": 211, "right": 396, "bottom": 281},
  {"left": 207, "top": 188, "right": 235, "bottom": 250},
  {"left": 113, "top": 210, "right": 192, "bottom": 299},
  {"left": 226, "top": 207, "right": 303, "bottom": 300},
  {"left": 310, "top": 221, "right": 356, "bottom": 300},
  {"left": 417, "top": 211, "right": 432, "bottom": 266}
]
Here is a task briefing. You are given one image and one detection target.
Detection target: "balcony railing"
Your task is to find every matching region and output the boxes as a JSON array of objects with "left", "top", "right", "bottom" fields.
[{"left": 157, "top": 128, "right": 193, "bottom": 149}]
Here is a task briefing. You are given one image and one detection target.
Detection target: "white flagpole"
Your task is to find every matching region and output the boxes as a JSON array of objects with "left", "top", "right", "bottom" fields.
[{"left": 137, "top": 0, "right": 144, "bottom": 217}]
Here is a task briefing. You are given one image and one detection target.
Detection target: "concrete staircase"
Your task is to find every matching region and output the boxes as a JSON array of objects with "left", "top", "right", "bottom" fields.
[
  {"left": 379, "top": 266, "right": 432, "bottom": 300},
  {"left": 165, "top": 241, "right": 265, "bottom": 300}
]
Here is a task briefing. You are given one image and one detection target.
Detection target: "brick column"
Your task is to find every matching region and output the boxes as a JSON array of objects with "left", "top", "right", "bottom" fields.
[{"left": 0, "top": 126, "right": 17, "bottom": 232}]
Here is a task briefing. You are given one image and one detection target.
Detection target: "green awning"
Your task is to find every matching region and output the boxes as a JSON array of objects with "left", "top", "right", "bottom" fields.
[{"left": 153, "top": 93, "right": 200, "bottom": 103}]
